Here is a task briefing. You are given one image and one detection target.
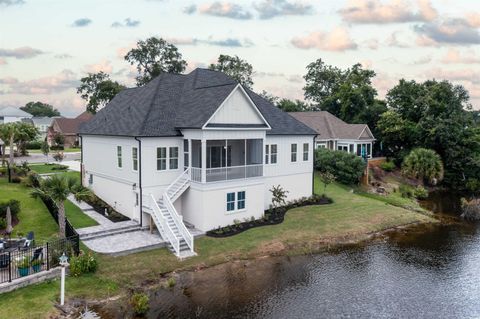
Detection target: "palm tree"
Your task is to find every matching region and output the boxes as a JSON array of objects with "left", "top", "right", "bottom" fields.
[
  {"left": 402, "top": 148, "right": 444, "bottom": 185},
  {"left": 31, "top": 175, "right": 90, "bottom": 238}
]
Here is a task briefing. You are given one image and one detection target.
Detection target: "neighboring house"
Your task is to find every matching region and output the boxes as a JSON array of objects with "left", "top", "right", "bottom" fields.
[
  {"left": 79, "top": 68, "right": 316, "bottom": 257},
  {"left": 0, "top": 106, "right": 32, "bottom": 124},
  {"left": 31, "top": 117, "right": 57, "bottom": 140},
  {"left": 48, "top": 112, "right": 93, "bottom": 147},
  {"left": 289, "top": 111, "right": 375, "bottom": 158}
]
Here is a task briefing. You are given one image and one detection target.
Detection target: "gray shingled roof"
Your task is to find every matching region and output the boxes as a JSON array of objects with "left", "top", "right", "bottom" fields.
[
  {"left": 0, "top": 106, "right": 32, "bottom": 118},
  {"left": 79, "top": 68, "right": 316, "bottom": 137},
  {"left": 289, "top": 111, "right": 375, "bottom": 140}
]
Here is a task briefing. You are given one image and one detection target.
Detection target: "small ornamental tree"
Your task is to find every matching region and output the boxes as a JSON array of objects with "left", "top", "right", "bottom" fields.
[
  {"left": 319, "top": 172, "right": 336, "bottom": 196},
  {"left": 270, "top": 185, "right": 289, "bottom": 208},
  {"left": 315, "top": 148, "right": 366, "bottom": 185},
  {"left": 41, "top": 141, "right": 50, "bottom": 163}
]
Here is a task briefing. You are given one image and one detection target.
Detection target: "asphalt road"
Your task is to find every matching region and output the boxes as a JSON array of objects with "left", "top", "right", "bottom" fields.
[{"left": 11, "top": 152, "right": 81, "bottom": 164}]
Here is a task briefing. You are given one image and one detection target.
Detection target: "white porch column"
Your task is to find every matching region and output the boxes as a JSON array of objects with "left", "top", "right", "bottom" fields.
[
  {"left": 188, "top": 139, "right": 192, "bottom": 171},
  {"left": 201, "top": 139, "right": 206, "bottom": 183}
]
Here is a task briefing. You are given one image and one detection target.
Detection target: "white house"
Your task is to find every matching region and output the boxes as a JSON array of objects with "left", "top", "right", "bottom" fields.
[
  {"left": 31, "top": 117, "right": 57, "bottom": 140},
  {"left": 0, "top": 106, "right": 32, "bottom": 124},
  {"left": 289, "top": 111, "right": 375, "bottom": 158},
  {"left": 79, "top": 68, "right": 316, "bottom": 257}
]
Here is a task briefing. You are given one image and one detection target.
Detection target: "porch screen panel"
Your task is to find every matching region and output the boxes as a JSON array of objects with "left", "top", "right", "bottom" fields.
[
  {"left": 246, "top": 139, "right": 263, "bottom": 165},
  {"left": 191, "top": 140, "right": 201, "bottom": 168}
]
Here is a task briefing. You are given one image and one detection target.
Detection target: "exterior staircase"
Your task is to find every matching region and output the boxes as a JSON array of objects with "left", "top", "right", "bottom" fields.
[{"left": 144, "top": 168, "right": 195, "bottom": 258}]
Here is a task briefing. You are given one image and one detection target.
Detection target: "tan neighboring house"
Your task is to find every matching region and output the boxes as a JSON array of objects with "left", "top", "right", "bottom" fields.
[
  {"left": 47, "top": 111, "right": 93, "bottom": 148},
  {"left": 289, "top": 111, "right": 375, "bottom": 158}
]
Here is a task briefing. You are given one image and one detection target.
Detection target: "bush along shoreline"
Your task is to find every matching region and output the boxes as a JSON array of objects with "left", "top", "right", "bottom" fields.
[{"left": 207, "top": 194, "right": 332, "bottom": 237}]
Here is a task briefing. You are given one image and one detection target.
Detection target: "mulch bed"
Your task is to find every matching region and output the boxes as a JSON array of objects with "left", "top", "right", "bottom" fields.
[
  {"left": 83, "top": 198, "right": 130, "bottom": 223},
  {"left": 207, "top": 196, "right": 332, "bottom": 238}
]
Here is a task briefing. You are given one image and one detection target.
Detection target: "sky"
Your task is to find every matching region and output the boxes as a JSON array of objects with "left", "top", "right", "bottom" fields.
[{"left": 0, "top": 0, "right": 479, "bottom": 117}]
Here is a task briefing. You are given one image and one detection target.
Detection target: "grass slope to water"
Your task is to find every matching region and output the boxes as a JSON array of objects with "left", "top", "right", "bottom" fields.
[{"left": 0, "top": 174, "right": 437, "bottom": 318}]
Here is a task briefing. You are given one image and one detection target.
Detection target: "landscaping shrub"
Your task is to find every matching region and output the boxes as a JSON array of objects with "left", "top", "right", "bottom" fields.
[
  {"left": 380, "top": 160, "right": 396, "bottom": 172},
  {"left": 130, "top": 292, "right": 149, "bottom": 316},
  {"left": 402, "top": 148, "right": 444, "bottom": 185},
  {"left": 22, "top": 171, "right": 41, "bottom": 188},
  {"left": 52, "top": 164, "right": 68, "bottom": 171},
  {"left": 26, "top": 140, "right": 42, "bottom": 150},
  {"left": 399, "top": 184, "right": 415, "bottom": 198},
  {"left": 315, "top": 148, "right": 366, "bottom": 185},
  {"left": 69, "top": 251, "right": 98, "bottom": 277},
  {"left": 11, "top": 176, "right": 22, "bottom": 183},
  {"left": 52, "top": 152, "right": 65, "bottom": 162},
  {"left": 166, "top": 277, "right": 176, "bottom": 288},
  {"left": 0, "top": 199, "right": 20, "bottom": 218},
  {"left": 414, "top": 186, "right": 429, "bottom": 200}
]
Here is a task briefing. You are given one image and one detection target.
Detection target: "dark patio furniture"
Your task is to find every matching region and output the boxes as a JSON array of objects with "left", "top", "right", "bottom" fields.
[{"left": 31, "top": 247, "right": 43, "bottom": 262}]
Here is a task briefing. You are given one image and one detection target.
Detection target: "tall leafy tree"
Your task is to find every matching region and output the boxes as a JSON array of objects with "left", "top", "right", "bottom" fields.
[
  {"left": 125, "top": 37, "right": 187, "bottom": 86},
  {"left": 14, "top": 122, "right": 39, "bottom": 155},
  {"left": 20, "top": 101, "right": 60, "bottom": 117},
  {"left": 303, "top": 59, "right": 381, "bottom": 126},
  {"left": 77, "top": 72, "right": 126, "bottom": 114},
  {"left": 402, "top": 148, "right": 444, "bottom": 185},
  {"left": 276, "top": 98, "right": 311, "bottom": 112},
  {"left": 31, "top": 175, "right": 89, "bottom": 238},
  {"left": 209, "top": 54, "right": 253, "bottom": 88}
]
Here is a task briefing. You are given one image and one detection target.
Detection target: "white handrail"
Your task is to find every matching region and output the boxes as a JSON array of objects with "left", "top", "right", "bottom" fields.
[
  {"left": 148, "top": 194, "right": 180, "bottom": 255},
  {"left": 165, "top": 168, "right": 190, "bottom": 196},
  {"left": 163, "top": 193, "right": 194, "bottom": 252}
]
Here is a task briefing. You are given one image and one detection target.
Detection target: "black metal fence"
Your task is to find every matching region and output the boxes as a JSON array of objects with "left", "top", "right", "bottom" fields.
[
  {"left": 41, "top": 195, "right": 78, "bottom": 238},
  {"left": 0, "top": 235, "right": 79, "bottom": 284}
]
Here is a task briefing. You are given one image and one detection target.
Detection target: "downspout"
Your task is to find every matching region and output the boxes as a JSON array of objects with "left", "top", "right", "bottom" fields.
[
  {"left": 312, "top": 135, "right": 317, "bottom": 195},
  {"left": 134, "top": 137, "right": 143, "bottom": 227},
  {"left": 79, "top": 135, "right": 83, "bottom": 187}
]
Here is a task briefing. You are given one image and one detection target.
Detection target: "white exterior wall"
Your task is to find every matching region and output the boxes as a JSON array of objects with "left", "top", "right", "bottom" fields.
[
  {"left": 263, "top": 135, "right": 314, "bottom": 209},
  {"left": 208, "top": 88, "right": 265, "bottom": 125},
  {"left": 182, "top": 179, "right": 265, "bottom": 232},
  {"left": 82, "top": 135, "right": 141, "bottom": 222}
]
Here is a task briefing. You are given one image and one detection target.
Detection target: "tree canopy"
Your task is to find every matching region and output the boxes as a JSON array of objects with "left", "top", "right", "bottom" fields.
[
  {"left": 125, "top": 37, "right": 187, "bottom": 86},
  {"left": 402, "top": 148, "right": 444, "bottom": 185},
  {"left": 276, "top": 98, "right": 311, "bottom": 112},
  {"left": 304, "top": 59, "right": 381, "bottom": 123},
  {"left": 209, "top": 54, "right": 253, "bottom": 88},
  {"left": 77, "top": 72, "right": 126, "bottom": 114},
  {"left": 20, "top": 101, "right": 60, "bottom": 117}
]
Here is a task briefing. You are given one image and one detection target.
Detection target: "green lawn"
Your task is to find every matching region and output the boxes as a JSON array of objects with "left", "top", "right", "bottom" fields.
[
  {"left": 0, "top": 173, "right": 437, "bottom": 318},
  {"left": 28, "top": 163, "right": 69, "bottom": 174},
  {"left": 27, "top": 148, "right": 81, "bottom": 154},
  {"left": 64, "top": 199, "right": 97, "bottom": 229}
]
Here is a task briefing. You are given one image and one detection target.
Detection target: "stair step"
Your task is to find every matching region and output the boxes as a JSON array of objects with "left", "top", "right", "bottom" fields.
[{"left": 80, "top": 225, "right": 142, "bottom": 240}]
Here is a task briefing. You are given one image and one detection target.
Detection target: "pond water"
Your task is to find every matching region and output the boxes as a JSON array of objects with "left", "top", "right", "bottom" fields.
[{"left": 95, "top": 191, "right": 480, "bottom": 319}]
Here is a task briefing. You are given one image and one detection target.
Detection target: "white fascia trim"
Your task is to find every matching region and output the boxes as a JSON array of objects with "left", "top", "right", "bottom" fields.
[{"left": 202, "top": 84, "right": 272, "bottom": 130}]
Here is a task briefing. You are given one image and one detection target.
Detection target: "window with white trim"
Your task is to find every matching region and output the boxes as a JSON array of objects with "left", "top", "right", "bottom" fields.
[
  {"left": 227, "top": 192, "right": 235, "bottom": 211},
  {"left": 157, "top": 147, "right": 167, "bottom": 171},
  {"left": 117, "top": 146, "right": 122, "bottom": 168},
  {"left": 291, "top": 144, "right": 297, "bottom": 162},
  {"left": 265, "top": 145, "right": 270, "bottom": 164},
  {"left": 270, "top": 144, "right": 277, "bottom": 164},
  {"left": 237, "top": 191, "right": 246, "bottom": 210},
  {"left": 169, "top": 147, "right": 179, "bottom": 169},
  {"left": 132, "top": 147, "right": 138, "bottom": 171},
  {"left": 303, "top": 143, "right": 309, "bottom": 161}
]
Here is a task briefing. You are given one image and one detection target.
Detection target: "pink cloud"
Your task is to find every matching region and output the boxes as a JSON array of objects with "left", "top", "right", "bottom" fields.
[
  {"left": 291, "top": 27, "right": 358, "bottom": 51},
  {"left": 84, "top": 59, "right": 113, "bottom": 74},
  {"left": 440, "top": 49, "right": 480, "bottom": 64},
  {"left": 0, "top": 70, "right": 78, "bottom": 95},
  {"left": 339, "top": 0, "right": 437, "bottom": 24},
  {"left": 466, "top": 12, "right": 480, "bottom": 28},
  {"left": 0, "top": 58, "right": 6, "bottom": 65}
]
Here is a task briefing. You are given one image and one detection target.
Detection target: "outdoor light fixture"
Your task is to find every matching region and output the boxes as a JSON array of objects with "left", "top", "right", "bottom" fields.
[
  {"left": 59, "top": 253, "right": 69, "bottom": 306},
  {"left": 132, "top": 183, "right": 137, "bottom": 191}
]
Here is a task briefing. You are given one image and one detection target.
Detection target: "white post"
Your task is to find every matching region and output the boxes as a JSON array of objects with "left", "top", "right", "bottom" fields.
[
  {"left": 60, "top": 266, "right": 65, "bottom": 306},
  {"left": 201, "top": 139, "right": 206, "bottom": 183},
  {"left": 188, "top": 139, "right": 192, "bottom": 175}
]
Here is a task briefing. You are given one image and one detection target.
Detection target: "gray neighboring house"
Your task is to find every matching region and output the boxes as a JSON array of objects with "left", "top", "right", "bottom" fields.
[
  {"left": 289, "top": 111, "right": 375, "bottom": 158},
  {"left": 0, "top": 106, "right": 32, "bottom": 124},
  {"left": 31, "top": 117, "right": 56, "bottom": 140}
]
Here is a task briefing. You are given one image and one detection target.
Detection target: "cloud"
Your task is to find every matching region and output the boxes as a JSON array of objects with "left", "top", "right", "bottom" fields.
[
  {"left": 440, "top": 48, "right": 480, "bottom": 64},
  {"left": 412, "top": 55, "right": 432, "bottom": 65},
  {"left": 0, "top": 0, "right": 24, "bottom": 6},
  {"left": 0, "top": 46, "right": 44, "bottom": 59},
  {"left": 183, "top": 4, "right": 197, "bottom": 14},
  {"left": 198, "top": 2, "right": 252, "bottom": 20},
  {"left": 71, "top": 18, "right": 92, "bottom": 27},
  {"left": 0, "top": 58, "right": 6, "bottom": 65},
  {"left": 84, "top": 60, "right": 113, "bottom": 74},
  {"left": 386, "top": 31, "right": 410, "bottom": 48},
  {"left": 254, "top": 0, "right": 313, "bottom": 19},
  {"left": 54, "top": 53, "right": 73, "bottom": 59},
  {"left": 363, "top": 39, "right": 379, "bottom": 50},
  {"left": 424, "top": 68, "right": 480, "bottom": 84},
  {"left": 291, "top": 27, "right": 358, "bottom": 51},
  {"left": 204, "top": 37, "right": 254, "bottom": 47},
  {"left": 339, "top": 0, "right": 437, "bottom": 24},
  {"left": 111, "top": 18, "right": 140, "bottom": 28},
  {"left": 414, "top": 18, "right": 480, "bottom": 45},
  {"left": 0, "top": 70, "right": 78, "bottom": 95},
  {"left": 466, "top": 12, "right": 480, "bottom": 28},
  {"left": 166, "top": 37, "right": 199, "bottom": 45}
]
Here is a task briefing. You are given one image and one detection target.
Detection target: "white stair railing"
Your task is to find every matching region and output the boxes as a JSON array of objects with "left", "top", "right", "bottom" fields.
[
  {"left": 165, "top": 168, "right": 190, "bottom": 201},
  {"left": 147, "top": 194, "right": 180, "bottom": 255},
  {"left": 162, "top": 193, "right": 194, "bottom": 252}
]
